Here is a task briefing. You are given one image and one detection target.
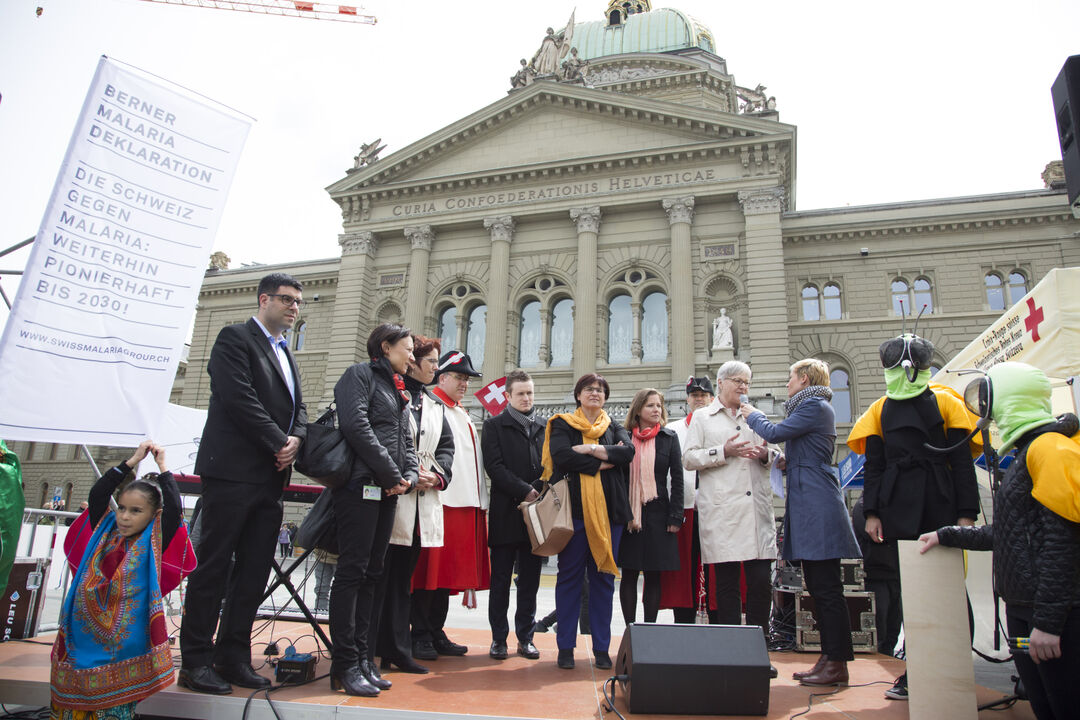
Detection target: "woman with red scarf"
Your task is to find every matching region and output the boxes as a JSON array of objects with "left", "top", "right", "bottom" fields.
[{"left": 618, "top": 388, "right": 684, "bottom": 626}]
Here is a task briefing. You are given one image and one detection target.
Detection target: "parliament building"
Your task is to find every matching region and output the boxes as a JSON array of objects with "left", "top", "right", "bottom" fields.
[{"left": 12, "top": 1, "right": 1080, "bottom": 505}]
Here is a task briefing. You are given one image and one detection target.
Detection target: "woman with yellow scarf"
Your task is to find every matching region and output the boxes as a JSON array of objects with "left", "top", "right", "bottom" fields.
[{"left": 541, "top": 374, "right": 634, "bottom": 671}]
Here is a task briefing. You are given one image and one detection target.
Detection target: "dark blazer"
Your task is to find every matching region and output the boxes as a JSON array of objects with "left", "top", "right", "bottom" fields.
[
  {"left": 195, "top": 318, "right": 306, "bottom": 486},
  {"left": 651, "top": 428, "right": 686, "bottom": 528},
  {"left": 482, "top": 410, "right": 545, "bottom": 547},
  {"left": 548, "top": 417, "right": 634, "bottom": 525}
]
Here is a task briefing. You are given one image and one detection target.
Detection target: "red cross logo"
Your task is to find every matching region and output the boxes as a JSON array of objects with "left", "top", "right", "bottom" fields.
[{"left": 1024, "top": 297, "right": 1045, "bottom": 342}]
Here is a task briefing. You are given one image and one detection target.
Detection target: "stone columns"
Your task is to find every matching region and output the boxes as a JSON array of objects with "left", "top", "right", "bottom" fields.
[
  {"left": 663, "top": 196, "right": 695, "bottom": 386},
  {"left": 570, "top": 206, "right": 601, "bottom": 380},
  {"left": 403, "top": 225, "right": 434, "bottom": 334},
  {"left": 322, "top": 231, "right": 377, "bottom": 404},
  {"left": 483, "top": 215, "right": 515, "bottom": 376},
  {"left": 630, "top": 300, "right": 644, "bottom": 364},
  {"left": 738, "top": 187, "right": 790, "bottom": 394},
  {"left": 538, "top": 308, "right": 553, "bottom": 368}
]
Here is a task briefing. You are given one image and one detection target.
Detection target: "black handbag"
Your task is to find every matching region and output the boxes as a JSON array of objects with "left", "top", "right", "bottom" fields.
[
  {"left": 293, "top": 487, "right": 338, "bottom": 554},
  {"left": 293, "top": 402, "right": 353, "bottom": 488}
]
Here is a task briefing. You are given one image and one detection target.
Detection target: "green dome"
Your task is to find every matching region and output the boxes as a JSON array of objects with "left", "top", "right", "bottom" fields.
[{"left": 571, "top": 7, "right": 716, "bottom": 61}]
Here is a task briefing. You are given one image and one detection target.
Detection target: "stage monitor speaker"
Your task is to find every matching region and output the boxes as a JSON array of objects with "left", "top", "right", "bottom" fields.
[
  {"left": 1051, "top": 55, "right": 1080, "bottom": 216},
  {"left": 615, "top": 623, "right": 770, "bottom": 716}
]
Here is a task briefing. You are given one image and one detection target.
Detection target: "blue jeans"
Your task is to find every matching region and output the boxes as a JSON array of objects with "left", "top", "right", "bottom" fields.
[{"left": 555, "top": 517, "right": 623, "bottom": 652}]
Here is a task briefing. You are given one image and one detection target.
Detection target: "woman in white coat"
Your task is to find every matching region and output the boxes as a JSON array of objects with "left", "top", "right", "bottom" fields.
[{"left": 682, "top": 361, "right": 779, "bottom": 636}]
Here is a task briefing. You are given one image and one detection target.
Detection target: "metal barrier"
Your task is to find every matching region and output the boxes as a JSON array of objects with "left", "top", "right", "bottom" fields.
[{"left": 17, "top": 508, "right": 81, "bottom": 633}]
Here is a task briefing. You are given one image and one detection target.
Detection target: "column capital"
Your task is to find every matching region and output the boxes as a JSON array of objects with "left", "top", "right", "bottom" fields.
[
  {"left": 570, "top": 206, "right": 602, "bottom": 234},
  {"left": 338, "top": 230, "right": 376, "bottom": 257},
  {"left": 483, "top": 215, "right": 516, "bottom": 244},
  {"left": 737, "top": 187, "right": 786, "bottom": 216},
  {"left": 662, "top": 196, "right": 696, "bottom": 225},
  {"left": 404, "top": 224, "right": 435, "bottom": 251}
]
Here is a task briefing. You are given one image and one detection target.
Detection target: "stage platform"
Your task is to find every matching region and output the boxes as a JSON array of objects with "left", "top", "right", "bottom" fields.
[{"left": 0, "top": 623, "right": 1035, "bottom": 719}]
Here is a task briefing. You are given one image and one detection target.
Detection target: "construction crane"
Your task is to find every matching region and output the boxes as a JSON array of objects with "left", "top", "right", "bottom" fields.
[{"left": 136, "top": 0, "right": 376, "bottom": 24}]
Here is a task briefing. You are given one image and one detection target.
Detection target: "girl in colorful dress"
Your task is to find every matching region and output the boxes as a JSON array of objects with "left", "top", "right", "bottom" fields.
[{"left": 51, "top": 440, "right": 180, "bottom": 720}]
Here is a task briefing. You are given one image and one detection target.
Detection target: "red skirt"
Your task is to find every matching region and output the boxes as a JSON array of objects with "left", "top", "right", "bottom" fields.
[
  {"left": 412, "top": 506, "right": 491, "bottom": 591},
  {"left": 658, "top": 509, "right": 718, "bottom": 611}
]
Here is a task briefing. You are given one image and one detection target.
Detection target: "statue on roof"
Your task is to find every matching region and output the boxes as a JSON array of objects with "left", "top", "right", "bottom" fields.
[
  {"left": 561, "top": 47, "right": 588, "bottom": 84},
  {"left": 353, "top": 138, "right": 386, "bottom": 168},
  {"left": 511, "top": 59, "right": 536, "bottom": 88},
  {"left": 530, "top": 10, "right": 575, "bottom": 76},
  {"left": 736, "top": 84, "right": 777, "bottom": 114}
]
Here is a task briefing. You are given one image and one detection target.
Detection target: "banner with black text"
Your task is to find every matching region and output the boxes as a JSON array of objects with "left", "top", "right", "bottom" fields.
[{"left": 0, "top": 56, "right": 250, "bottom": 446}]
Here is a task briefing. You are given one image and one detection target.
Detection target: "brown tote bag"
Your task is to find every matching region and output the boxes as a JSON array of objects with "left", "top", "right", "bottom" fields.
[{"left": 519, "top": 478, "right": 574, "bottom": 556}]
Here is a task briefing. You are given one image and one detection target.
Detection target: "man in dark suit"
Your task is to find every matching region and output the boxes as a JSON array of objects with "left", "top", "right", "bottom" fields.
[
  {"left": 179, "top": 273, "right": 307, "bottom": 694},
  {"left": 482, "top": 369, "right": 545, "bottom": 660}
]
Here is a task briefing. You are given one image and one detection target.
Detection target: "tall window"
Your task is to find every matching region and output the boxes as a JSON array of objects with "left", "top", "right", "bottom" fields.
[
  {"left": 913, "top": 277, "right": 933, "bottom": 313},
  {"left": 985, "top": 273, "right": 1005, "bottom": 311},
  {"left": 294, "top": 321, "right": 307, "bottom": 351},
  {"left": 893, "top": 276, "right": 934, "bottom": 316},
  {"left": 641, "top": 292, "right": 668, "bottom": 362},
  {"left": 1007, "top": 271, "right": 1027, "bottom": 305},
  {"left": 802, "top": 285, "right": 820, "bottom": 321},
  {"left": 823, "top": 284, "right": 842, "bottom": 320},
  {"left": 607, "top": 294, "right": 632, "bottom": 364},
  {"left": 891, "top": 279, "right": 910, "bottom": 317},
  {"left": 438, "top": 306, "right": 457, "bottom": 352},
  {"left": 550, "top": 298, "right": 574, "bottom": 367},
  {"left": 831, "top": 368, "right": 852, "bottom": 424},
  {"left": 518, "top": 301, "right": 541, "bottom": 367},
  {"left": 802, "top": 282, "right": 843, "bottom": 321},
  {"left": 466, "top": 305, "right": 486, "bottom": 371}
]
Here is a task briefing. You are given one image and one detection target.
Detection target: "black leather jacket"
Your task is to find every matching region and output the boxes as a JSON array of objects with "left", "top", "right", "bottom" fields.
[
  {"left": 937, "top": 414, "right": 1080, "bottom": 635},
  {"left": 335, "top": 357, "right": 419, "bottom": 491}
]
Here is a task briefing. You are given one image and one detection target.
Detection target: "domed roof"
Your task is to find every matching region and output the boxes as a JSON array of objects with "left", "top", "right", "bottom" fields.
[{"left": 571, "top": 6, "right": 716, "bottom": 61}]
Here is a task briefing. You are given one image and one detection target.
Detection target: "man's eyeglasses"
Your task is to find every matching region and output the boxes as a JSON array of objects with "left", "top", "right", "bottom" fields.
[{"left": 269, "top": 294, "right": 305, "bottom": 309}]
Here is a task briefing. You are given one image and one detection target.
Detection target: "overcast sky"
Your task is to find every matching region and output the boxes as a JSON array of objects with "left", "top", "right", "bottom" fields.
[{"left": 1, "top": 0, "right": 1077, "bottom": 332}]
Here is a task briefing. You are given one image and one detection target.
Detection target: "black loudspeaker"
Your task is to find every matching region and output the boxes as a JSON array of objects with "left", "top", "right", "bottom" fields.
[
  {"left": 614, "top": 623, "right": 770, "bottom": 716},
  {"left": 1051, "top": 55, "right": 1080, "bottom": 214}
]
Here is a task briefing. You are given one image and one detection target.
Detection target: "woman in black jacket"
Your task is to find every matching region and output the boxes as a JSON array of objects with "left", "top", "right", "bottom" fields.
[
  {"left": 618, "top": 388, "right": 683, "bottom": 626},
  {"left": 542, "top": 373, "right": 634, "bottom": 670},
  {"left": 330, "top": 323, "right": 419, "bottom": 697}
]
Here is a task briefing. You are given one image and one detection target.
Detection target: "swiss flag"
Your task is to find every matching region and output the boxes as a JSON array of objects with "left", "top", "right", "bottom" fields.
[{"left": 475, "top": 377, "right": 508, "bottom": 415}]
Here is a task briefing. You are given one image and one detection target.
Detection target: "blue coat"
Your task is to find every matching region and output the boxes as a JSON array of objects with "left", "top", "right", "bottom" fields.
[{"left": 746, "top": 396, "right": 860, "bottom": 562}]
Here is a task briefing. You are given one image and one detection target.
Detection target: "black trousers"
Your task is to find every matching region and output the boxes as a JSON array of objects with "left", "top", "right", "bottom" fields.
[
  {"left": 866, "top": 577, "right": 902, "bottom": 655},
  {"left": 672, "top": 517, "right": 719, "bottom": 624},
  {"left": 376, "top": 536, "right": 421, "bottom": 662},
  {"left": 180, "top": 477, "right": 283, "bottom": 668},
  {"left": 712, "top": 559, "right": 772, "bottom": 636},
  {"left": 411, "top": 589, "right": 450, "bottom": 643},
  {"left": 1006, "top": 605, "right": 1080, "bottom": 720},
  {"left": 328, "top": 486, "right": 397, "bottom": 674},
  {"left": 488, "top": 541, "right": 542, "bottom": 645},
  {"left": 802, "top": 559, "right": 854, "bottom": 662}
]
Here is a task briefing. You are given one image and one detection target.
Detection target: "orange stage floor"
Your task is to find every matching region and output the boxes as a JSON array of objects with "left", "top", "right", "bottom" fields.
[{"left": 0, "top": 623, "right": 1035, "bottom": 719}]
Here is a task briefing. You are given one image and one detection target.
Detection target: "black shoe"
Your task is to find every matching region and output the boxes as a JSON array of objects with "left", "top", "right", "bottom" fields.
[
  {"left": 412, "top": 640, "right": 438, "bottom": 661},
  {"left": 359, "top": 658, "right": 391, "bottom": 690},
  {"left": 381, "top": 655, "right": 429, "bottom": 674},
  {"left": 885, "top": 673, "right": 908, "bottom": 701},
  {"left": 557, "top": 648, "right": 575, "bottom": 669},
  {"left": 533, "top": 620, "right": 550, "bottom": 634},
  {"left": 214, "top": 662, "right": 270, "bottom": 689},
  {"left": 593, "top": 651, "right": 612, "bottom": 670},
  {"left": 769, "top": 664, "right": 778, "bottom": 679},
  {"left": 433, "top": 637, "right": 468, "bottom": 656},
  {"left": 178, "top": 665, "right": 232, "bottom": 695},
  {"left": 330, "top": 666, "right": 380, "bottom": 697},
  {"left": 489, "top": 641, "right": 508, "bottom": 660},
  {"left": 517, "top": 642, "right": 540, "bottom": 660}
]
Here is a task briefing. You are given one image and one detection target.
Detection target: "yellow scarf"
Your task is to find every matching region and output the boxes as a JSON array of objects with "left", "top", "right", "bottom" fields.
[{"left": 541, "top": 408, "right": 619, "bottom": 576}]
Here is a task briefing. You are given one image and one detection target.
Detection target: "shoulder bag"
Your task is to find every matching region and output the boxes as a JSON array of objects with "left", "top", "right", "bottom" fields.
[
  {"left": 294, "top": 402, "right": 353, "bottom": 488},
  {"left": 519, "top": 478, "right": 573, "bottom": 556}
]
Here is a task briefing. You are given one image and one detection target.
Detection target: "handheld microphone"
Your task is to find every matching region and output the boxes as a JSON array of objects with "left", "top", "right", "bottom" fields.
[{"left": 739, "top": 394, "right": 748, "bottom": 405}]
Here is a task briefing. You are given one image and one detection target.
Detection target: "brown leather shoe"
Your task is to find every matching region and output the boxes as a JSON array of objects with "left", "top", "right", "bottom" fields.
[
  {"left": 792, "top": 654, "right": 827, "bottom": 680},
  {"left": 799, "top": 660, "right": 848, "bottom": 686}
]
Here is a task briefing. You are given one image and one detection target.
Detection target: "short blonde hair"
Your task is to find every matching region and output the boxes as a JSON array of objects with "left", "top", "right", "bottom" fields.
[
  {"left": 625, "top": 388, "right": 667, "bottom": 430},
  {"left": 791, "top": 358, "right": 830, "bottom": 387}
]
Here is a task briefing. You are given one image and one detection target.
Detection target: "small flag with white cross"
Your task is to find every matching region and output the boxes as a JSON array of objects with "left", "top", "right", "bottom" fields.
[{"left": 474, "top": 377, "right": 508, "bottom": 415}]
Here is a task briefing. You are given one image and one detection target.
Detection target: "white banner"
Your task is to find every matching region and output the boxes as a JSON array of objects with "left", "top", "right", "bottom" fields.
[
  {"left": 0, "top": 57, "right": 251, "bottom": 446},
  {"left": 136, "top": 403, "right": 208, "bottom": 477},
  {"left": 934, "top": 267, "right": 1080, "bottom": 393}
]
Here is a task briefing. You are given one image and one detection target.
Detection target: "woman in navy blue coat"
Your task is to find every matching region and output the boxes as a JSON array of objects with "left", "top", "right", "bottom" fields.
[{"left": 741, "top": 359, "right": 860, "bottom": 687}]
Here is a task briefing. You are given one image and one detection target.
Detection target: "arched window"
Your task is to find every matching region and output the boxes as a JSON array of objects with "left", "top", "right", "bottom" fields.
[
  {"left": 891, "top": 279, "right": 910, "bottom": 317},
  {"left": 466, "top": 305, "right": 486, "bottom": 371},
  {"left": 293, "top": 321, "right": 307, "bottom": 351},
  {"left": 823, "top": 283, "right": 842, "bottom": 320},
  {"left": 802, "top": 285, "right": 820, "bottom": 321},
  {"left": 913, "top": 277, "right": 933, "bottom": 314},
  {"left": 607, "top": 295, "right": 632, "bottom": 364},
  {"left": 985, "top": 273, "right": 1005, "bottom": 311},
  {"left": 641, "top": 292, "right": 668, "bottom": 362},
  {"left": 550, "top": 298, "right": 574, "bottom": 367},
  {"left": 1007, "top": 271, "right": 1028, "bottom": 305},
  {"left": 518, "top": 301, "right": 541, "bottom": 368},
  {"left": 437, "top": 306, "right": 457, "bottom": 353},
  {"left": 830, "top": 369, "right": 852, "bottom": 424}
]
